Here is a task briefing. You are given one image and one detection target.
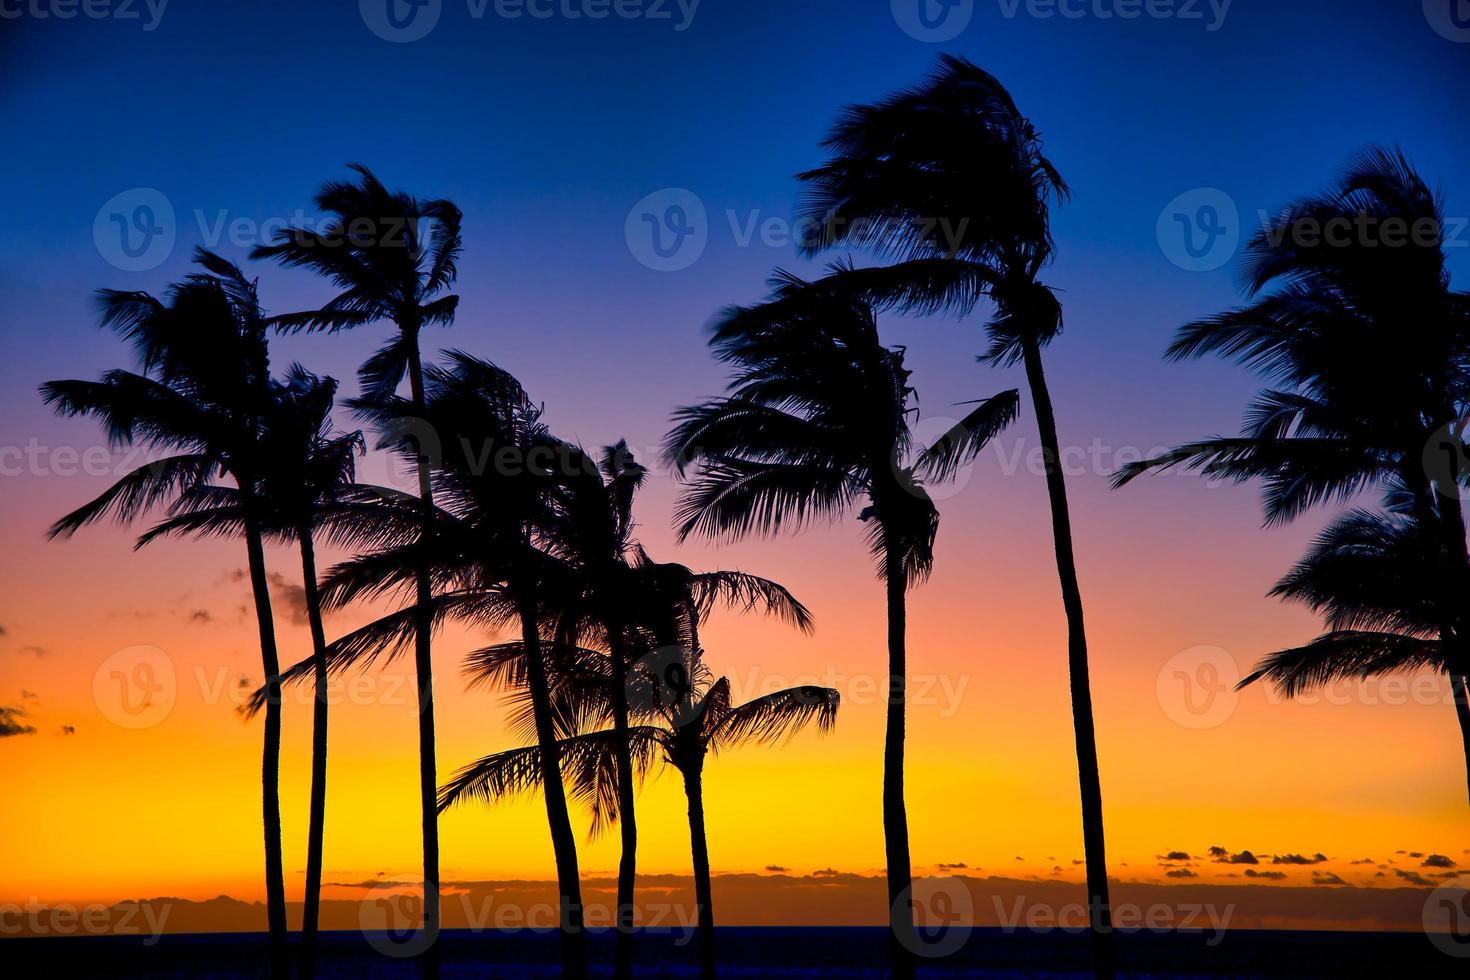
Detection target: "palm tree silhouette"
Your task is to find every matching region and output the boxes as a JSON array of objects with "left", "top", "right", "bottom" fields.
[
  {"left": 440, "top": 596, "right": 837, "bottom": 980},
  {"left": 139, "top": 366, "right": 364, "bottom": 973},
  {"left": 40, "top": 249, "right": 292, "bottom": 975},
  {"left": 255, "top": 353, "right": 591, "bottom": 977},
  {"left": 793, "top": 55, "right": 1117, "bottom": 976},
  {"left": 252, "top": 165, "right": 462, "bottom": 947},
  {"left": 1238, "top": 485, "right": 1470, "bottom": 801},
  {"left": 1112, "top": 147, "right": 1470, "bottom": 800},
  {"left": 663, "top": 273, "right": 1016, "bottom": 975}
]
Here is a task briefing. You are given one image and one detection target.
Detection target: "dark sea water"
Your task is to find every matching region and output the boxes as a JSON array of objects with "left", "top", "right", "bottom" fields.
[{"left": 5, "top": 927, "right": 1462, "bottom": 978}]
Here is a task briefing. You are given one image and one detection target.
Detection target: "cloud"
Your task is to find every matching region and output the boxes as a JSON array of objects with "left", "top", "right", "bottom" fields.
[
  {"left": 1160, "top": 851, "right": 1191, "bottom": 862},
  {"left": 1393, "top": 869, "right": 1434, "bottom": 886},
  {"left": 1349, "top": 858, "right": 1375, "bottom": 865},
  {"left": 1422, "top": 854, "right": 1456, "bottom": 869},
  {"left": 1216, "top": 850, "right": 1260, "bottom": 865},
  {"left": 1207, "top": 846, "right": 1228, "bottom": 858},
  {"left": 1408, "top": 851, "right": 1425, "bottom": 859},
  {"left": 1165, "top": 868, "right": 1198, "bottom": 879},
  {"left": 1312, "top": 872, "right": 1347, "bottom": 886},
  {"left": 266, "top": 573, "right": 309, "bottom": 626},
  {"left": 18, "top": 645, "right": 46, "bottom": 657},
  {"left": 764, "top": 865, "right": 788, "bottom": 873},
  {"left": 1243, "top": 870, "right": 1286, "bottom": 880},
  {"left": 811, "top": 868, "right": 840, "bottom": 878},
  {"left": 936, "top": 862, "right": 968, "bottom": 870},
  {"left": 0, "top": 706, "right": 37, "bottom": 737},
  {"left": 187, "top": 609, "right": 213, "bottom": 624},
  {"left": 1272, "top": 853, "right": 1329, "bottom": 865},
  {"left": 58, "top": 725, "right": 76, "bottom": 736},
  {"left": 20, "top": 689, "right": 40, "bottom": 703},
  {"left": 0, "top": 623, "right": 7, "bottom": 635}
]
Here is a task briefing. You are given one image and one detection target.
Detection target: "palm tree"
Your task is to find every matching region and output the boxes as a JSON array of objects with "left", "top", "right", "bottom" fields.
[
  {"left": 40, "top": 250, "right": 291, "bottom": 974},
  {"left": 137, "top": 366, "right": 364, "bottom": 974},
  {"left": 1237, "top": 488, "right": 1470, "bottom": 802},
  {"left": 440, "top": 615, "right": 838, "bottom": 980},
  {"left": 255, "top": 353, "right": 590, "bottom": 977},
  {"left": 663, "top": 273, "right": 1017, "bottom": 975},
  {"left": 792, "top": 55, "right": 1117, "bottom": 975},
  {"left": 1111, "top": 148, "right": 1470, "bottom": 784},
  {"left": 253, "top": 165, "right": 462, "bottom": 944}
]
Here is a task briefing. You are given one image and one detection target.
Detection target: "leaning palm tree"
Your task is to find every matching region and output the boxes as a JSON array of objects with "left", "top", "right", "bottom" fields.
[
  {"left": 440, "top": 620, "right": 838, "bottom": 980},
  {"left": 137, "top": 366, "right": 363, "bottom": 974},
  {"left": 663, "top": 273, "right": 1016, "bottom": 975},
  {"left": 1239, "top": 490, "right": 1470, "bottom": 802},
  {"left": 253, "top": 353, "right": 590, "bottom": 977},
  {"left": 1112, "top": 148, "right": 1470, "bottom": 763},
  {"left": 40, "top": 250, "right": 291, "bottom": 974},
  {"left": 792, "top": 55, "right": 1117, "bottom": 976},
  {"left": 253, "top": 166, "right": 462, "bottom": 943}
]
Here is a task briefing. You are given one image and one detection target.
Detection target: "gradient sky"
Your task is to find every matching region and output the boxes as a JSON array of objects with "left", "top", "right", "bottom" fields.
[{"left": 2, "top": 0, "right": 1468, "bottom": 917}]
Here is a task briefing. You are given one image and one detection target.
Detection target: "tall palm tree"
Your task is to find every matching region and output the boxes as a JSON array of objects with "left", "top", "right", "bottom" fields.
[
  {"left": 440, "top": 611, "right": 838, "bottom": 980},
  {"left": 255, "top": 353, "right": 590, "bottom": 977},
  {"left": 137, "top": 366, "right": 364, "bottom": 973},
  {"left": 792, "top": 55, "right": 1117, "bottom": 976},
  {"left": 1237, "top": 488, "right": 1470, "bottom": 802},
  {"left": 40, "top": 250, "right": 291, "bottom": 974},
  {"left": 253, "top": 165, "right": 462, "bottom": 944},
  {"left": 1112, "top": 148, "right": 1470, "bottom": 782},
  {"left": 663, "top": 274, "right": 1017, "bottom": 976}
]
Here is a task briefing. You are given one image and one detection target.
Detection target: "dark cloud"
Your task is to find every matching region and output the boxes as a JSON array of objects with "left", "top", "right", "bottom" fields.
[
  {"left": 187, "top": 609, "right": 213, "bottom": 624},
  {"left": 1244, "top": 870, "right": 1287, "bottom": 880},
  {"left": 1349, "top": 858, "right": 1375, "bottom": 865},
  {"left": 0, "top": 623, "right": 7, "bottom": 635},
  {"left": 1422, "top": 854, "right": 1456, "bottom": 869},
  {"left": 811, "top": 868, "right": 840, "bottom": 878},
  {"left": 1160, "top": 851, "right": 1191, "bottom": 862},
  {"left": 1272, "top": 853, "right": 1329, "bottom": 865},
  {"left": 1165, "top": 868, "right": 1198, "bottom": 879},
  {"left": 1393, "top": 869, "right": 1434, "bottom": 886},
  {"left": 18, "top": 645, "right": 46, "bottom": 657},
  {"left": 1207, "top": 846, "right": 1228, "bottom": 858},
  {"left": 936, "top": 862, "right": 968, "bottom": 870},
  {"left": 20, "top": 689, "right": 40, "bottom": 703},
  {"left": 1408, "top": 851, "right": 1425, "bottom": 859},
  {"left": 763, "top": 865, "right": 789, "bottom": 873},
  {"left": 266, "top": 573, "right": 309, "bottom": 627},
  {"left": 1312, "top": 872, "right": 1347, "bottom": 886},
  {"left": 0, "top": 705, "right": 37, "bottom": 737},
  {"left": 1217, "top": 850, "right": 1260, "bottom": 865},
  {"left": 58, "top": 725, "right": 76, "bottom": 736}
]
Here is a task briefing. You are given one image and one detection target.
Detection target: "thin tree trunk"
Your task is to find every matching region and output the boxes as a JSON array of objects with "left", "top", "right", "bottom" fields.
[
  {"left": 403, "top": 335, "right": 441, "bottom": 963},
  {"left": 1453, "top": 675, "right": 1470, "bottom": 807},
  {"left": 882, "top": 548, "right": 914, "bottom": 980},
  {"left": 519, "top": 594, "right": 588, "bottom": 979},
  {"left": 242, "top": 502, "right": 288, "bottom": 978},
  {"left": 1020, "top": 337, "right": 1115, "bottom": 980},
  {"left": 607, "top": 626, "right": 638, "bottom": 980},
  {"left": 1425, "top": 432, "right": 1470, "bottom": 807},
  {"left": 681, "top": 764, "right": 716, "bottom": 979},
  {"left": 298, "top": 523, "right": 330, "bottom": 978}
]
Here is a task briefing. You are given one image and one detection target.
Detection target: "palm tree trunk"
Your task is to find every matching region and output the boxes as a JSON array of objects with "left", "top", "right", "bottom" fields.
[
  {"left": 606, "top": 627, "right": 638, "bottom": 980},
  {"left": 298, "top": 523, "right": 330, "bottom": 977},
  {"left": 518, "top": 593, "right": 588, "bottom": 978},
  {"left": 403, "top": 334, "right": 442, "bottom": 960},
  {"left": 681, "top": 763, "right": 716, "bottom": 979},
  {"left": 1020, "top": 337, "right": 1115, "bottom": 980},
  {"left": 1453, "top": 675, "right": 1470, "bottom": 807},
  {"left": 882, "top": 547, "right": 914, "bottom": 979},
  {"left": 1425, "top": 439, "right": 1470, "bottom": 807},
  {"left": 242, "top": 500, "right": 288, "bottom": 978}
]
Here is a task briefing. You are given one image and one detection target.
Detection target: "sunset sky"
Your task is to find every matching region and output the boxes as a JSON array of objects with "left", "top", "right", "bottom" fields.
[{"left": 2, "top": 0, "right": 1468, "bottom": 924}]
